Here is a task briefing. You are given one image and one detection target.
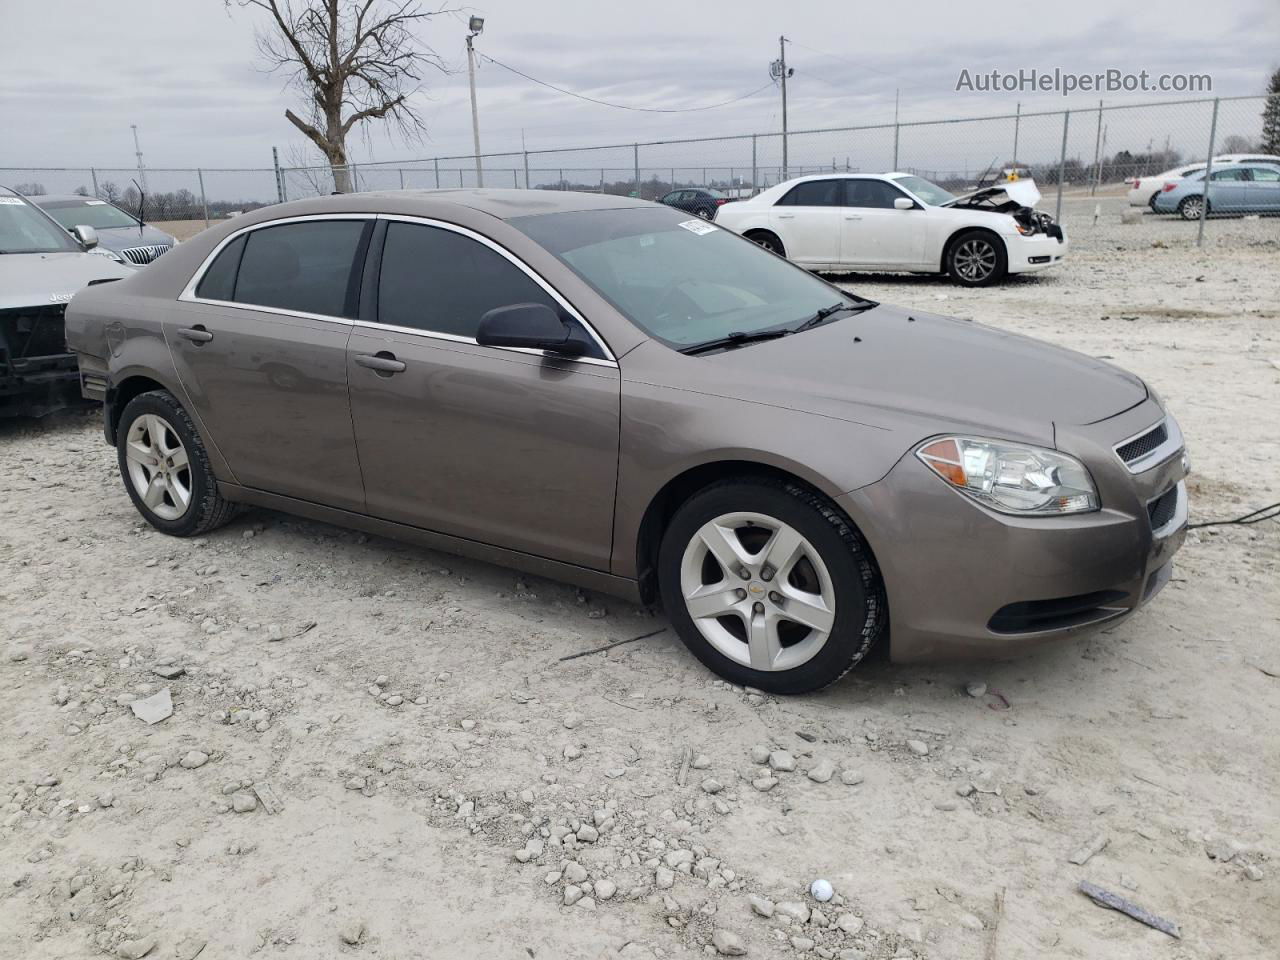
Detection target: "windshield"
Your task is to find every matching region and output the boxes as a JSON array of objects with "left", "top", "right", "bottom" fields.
[
  {"left": 893, "top": 175, "right": 955, "bottom": 206},
  {"left": 0, "top": 196, "right": 81, "bottom": 254},
  {"left": 510, "top": 206, "right": 867, "bottom": 349},
  {"left": 40, "top": 199, "right": 138, "bottom": 230}
]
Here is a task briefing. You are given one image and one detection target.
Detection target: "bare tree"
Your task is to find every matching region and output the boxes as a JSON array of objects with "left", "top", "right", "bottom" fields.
[
  {"left": 229, "top": 0, "right": 449, "bottom": 193},
  {"left": 74, "top": 185, "right": 90, "bottom": 196},
  {"left": 1220, "top": 134, "right": 1259, "bottom": 154},
  {"left": 13, "top": 182, "right": 46, "bottom": 196},
  {"left": 99, "top": 181, "right": 121, "bottom": 203}
]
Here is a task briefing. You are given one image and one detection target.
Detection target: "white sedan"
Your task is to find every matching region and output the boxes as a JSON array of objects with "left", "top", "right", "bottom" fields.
[{"left": 713, "top": 173, "right": 1067, "bottom": 286}]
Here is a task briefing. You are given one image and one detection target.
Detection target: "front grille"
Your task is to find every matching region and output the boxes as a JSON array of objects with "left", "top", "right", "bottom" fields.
[
  {"left": 1, "top": 303, "right": 69, "bottom": 368},
  {"left": 989, "top": 589, "right": 1129, "bottom": 634},
  {"left": 1116, "top": 422, "right": 1168, "bottom": 464},
  {"left": 1147, "top": 486, "right": 1178, "bottom": 530},
  {"left": 121, "top": 243, "right": 171, "bottom": 265}
]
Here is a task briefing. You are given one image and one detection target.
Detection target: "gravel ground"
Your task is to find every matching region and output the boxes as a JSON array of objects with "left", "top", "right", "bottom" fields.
[{"left": 2, "top": 197, "right": 1277, "bottom": 960}]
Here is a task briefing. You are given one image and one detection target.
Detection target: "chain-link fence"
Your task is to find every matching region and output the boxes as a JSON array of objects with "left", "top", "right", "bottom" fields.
[{"left": 4, "top": 95, "right": 1275, "bottom": 248}]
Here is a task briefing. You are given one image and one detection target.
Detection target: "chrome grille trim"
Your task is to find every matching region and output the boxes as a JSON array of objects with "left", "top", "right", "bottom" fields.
[
  {"left": 120, "top": 244, "right": 171, "bottom": 265},
  {"left": 1113, "top": 416, "right": 1183, "bottom": 474}
]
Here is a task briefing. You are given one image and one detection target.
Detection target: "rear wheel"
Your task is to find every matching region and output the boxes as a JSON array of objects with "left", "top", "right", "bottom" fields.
[
  {"left": 117, "top": 389, "right": 237, "bottom": 536},
  {"left": 946, "top": 229, "right": 1007, "bottom": 286},
  {"left": 657, "top": 479, "right": 885, "bottom": 694},
  {"left": 745, "top": 230, "right": 786, "bottom": 257},
  {"left": 1178, "top": 195, "right": 1206, "bottom": 221}
]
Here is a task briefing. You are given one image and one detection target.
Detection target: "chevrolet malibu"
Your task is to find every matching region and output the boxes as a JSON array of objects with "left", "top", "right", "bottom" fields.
[{"left": 65, "top": 190, "right": 1187, "bottom": 693}]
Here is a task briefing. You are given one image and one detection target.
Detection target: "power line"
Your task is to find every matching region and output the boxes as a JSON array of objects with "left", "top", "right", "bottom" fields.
[{"left": 478, "top": 53, "right": 775, "bottom": 114}]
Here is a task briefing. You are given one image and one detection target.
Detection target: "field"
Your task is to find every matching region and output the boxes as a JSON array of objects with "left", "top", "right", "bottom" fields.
[{"left": 1, "top": 197, "right": 1277, "bottom": 960}]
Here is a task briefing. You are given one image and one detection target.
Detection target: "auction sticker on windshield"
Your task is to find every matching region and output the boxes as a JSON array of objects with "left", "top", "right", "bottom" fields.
[
  {"left": 678, "top": 219, "right": 718, "bottom": 235},
  {"left": 0, "top": 197, "right": 25, "bottom": 205}
]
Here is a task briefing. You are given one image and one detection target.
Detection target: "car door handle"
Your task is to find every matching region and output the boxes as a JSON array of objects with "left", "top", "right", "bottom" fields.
[
  {"left": 177, "top": 326, "right": 213, "bottom": 344},
  {"left": 777, "top": 213, "right": 796, "bottom": 219},
  {"left": 844, "top": 215, "right": 863, "bottom": 220},
  {"left": 354, "top": 352, "right": 406, "bottom": 374}
]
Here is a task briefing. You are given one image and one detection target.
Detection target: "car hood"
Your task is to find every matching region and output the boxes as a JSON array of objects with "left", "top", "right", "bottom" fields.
[
  {"left": 0, "top": 251, "right": 134, "bottom": 310},
  {"left": 664, "top": 304, "right": 1147, "bottom": 446},
  {"left": 943, "top": 179, "right": 1041, "bottom": 208},
  {"left": 95, "top": 223, "right": 175, "bottom": 249}
]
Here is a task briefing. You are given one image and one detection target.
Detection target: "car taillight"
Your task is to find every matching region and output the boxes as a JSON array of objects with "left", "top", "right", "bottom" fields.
[
  {"left": 1162, "top": 183, "right": 1178, "bottom": 192},
  {"left": 1132, "top": 179, "right": 1141, "bottom": 189},
  {"left": 715, "top": 198, "right": 727, "bottom": 204}
]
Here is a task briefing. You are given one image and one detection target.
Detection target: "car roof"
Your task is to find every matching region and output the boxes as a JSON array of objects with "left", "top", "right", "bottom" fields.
[{"left": 251, "top": 188, "right": 654, "bottom": 222}]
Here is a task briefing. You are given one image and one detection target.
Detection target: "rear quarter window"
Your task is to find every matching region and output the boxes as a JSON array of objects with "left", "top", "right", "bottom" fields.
[
  {"left": 194, "top": 234, "right": 246, "bottom": 301},
  {"left": 231, "top": 220, "right": 368, "bottom": 317}
]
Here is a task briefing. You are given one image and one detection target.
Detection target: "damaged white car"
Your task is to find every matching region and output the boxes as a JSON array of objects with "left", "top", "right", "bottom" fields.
[{"left": 714, "top": 173, "right": 1067, "bottom": 286}]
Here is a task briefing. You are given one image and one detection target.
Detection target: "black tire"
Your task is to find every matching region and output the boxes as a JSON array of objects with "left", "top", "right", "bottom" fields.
[
  {"left": 745, "top": 230, "right": 786, "bottom": 258},
  {"left": 1178, "top": 195, "right": 1206, "bottom": 221},
  {"left": 696, "top": 206, "right": 713, "bottom": 220},
  {"left": 116, "top": 389, "right": 238, "bottom": 537},
  {"left": 945, "top": 229, "right": 1007, "bottom": 286},
  {"left": 657, "top": 478, "right": 886, "bottom": 694},
  {"left": 1147, "top": 192, "right": 1160, "bottom": 211}
]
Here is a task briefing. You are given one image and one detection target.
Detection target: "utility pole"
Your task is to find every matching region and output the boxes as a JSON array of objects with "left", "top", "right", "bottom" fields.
[
  {"left": 466, "top": 17, "right": 486, "bottom": 187},
  {"left": 130, "top": 124, "right": 147, "bottom": 193},
  {"left": 771, "top": 37, "right": 794, "bottom": 180}
]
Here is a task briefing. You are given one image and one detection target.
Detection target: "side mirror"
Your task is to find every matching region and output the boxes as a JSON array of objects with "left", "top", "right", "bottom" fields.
[
  {"left": 72, "top": 224, "right": 99, "bottom": 248},
  {"left": 476, "top": 302, "right": 586, "bottom": 356},
  {"left": 893, "top": 197, "right": 915, "bottom": 210}
]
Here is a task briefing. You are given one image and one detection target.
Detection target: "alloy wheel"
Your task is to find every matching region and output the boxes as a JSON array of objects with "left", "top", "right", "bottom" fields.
[
  {"left": 124, "top": 413, "right": 192, "bottom": 521},
  {"left": 953, "top": 238, "right": 997, "bottom": 282},
  {"left": 1180, "top": 197, "right": 1203, "bottom": 221},
  {"left": 679, "top": 512, "right": 836, "bottom": 672}
]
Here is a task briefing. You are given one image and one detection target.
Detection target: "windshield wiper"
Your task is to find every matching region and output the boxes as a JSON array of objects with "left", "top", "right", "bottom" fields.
[
  {"left": 794, "top": 300, "right": 877, "bottom": 333},
  {"left": 678, "top": 329, "right": 792, "bottom": 356}
]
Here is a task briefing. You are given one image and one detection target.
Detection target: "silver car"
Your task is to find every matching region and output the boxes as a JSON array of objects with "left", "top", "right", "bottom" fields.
[{"left": 33, "top": 194, "right": 176, "bottom": 266}]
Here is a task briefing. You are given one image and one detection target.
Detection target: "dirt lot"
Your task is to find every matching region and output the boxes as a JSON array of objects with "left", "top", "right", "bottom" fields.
[{"left": 2, "top": 197, "right": 1278, "bottom": 960}]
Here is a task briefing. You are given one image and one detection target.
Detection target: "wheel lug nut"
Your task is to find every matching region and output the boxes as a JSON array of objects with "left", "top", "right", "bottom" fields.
[
  {"left": 769, "top": 592, "right": 783, "bottom": 604},
  {"left": 753, "top": 601, "right": 765, "bottom": 614},
  {"left": 735, "top": 588, "right": 747, "bottom": 601},
  {"left": 761, "top": 568, "right": 773, "bottom": 581}
]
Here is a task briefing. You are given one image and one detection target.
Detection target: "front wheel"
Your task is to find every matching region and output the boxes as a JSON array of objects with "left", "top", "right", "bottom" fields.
[
  {"left": 745, "top": 230, "right": 786, "bottom": 257},
  {"left": 946, "top": 230, "right": 1007, "bottom": 286},
  {"left": 657, "top": 479, "right": 886, "bottom": 694},
  {"left": 116, "top": 389, "right": 238, "bottom": 536},
  {"left": 1178, "top": 195, "right": 1206, "bottom": 221}
]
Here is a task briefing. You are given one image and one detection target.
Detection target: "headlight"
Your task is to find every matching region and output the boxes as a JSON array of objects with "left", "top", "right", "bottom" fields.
[{"left": 916, "top": 437, "right": 1099, "bottom": 515}]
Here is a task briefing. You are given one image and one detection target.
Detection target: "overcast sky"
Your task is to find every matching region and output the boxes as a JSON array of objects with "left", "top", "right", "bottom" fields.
[{"left": 2, "top": 0, "right": 1277, "bottom": 173}]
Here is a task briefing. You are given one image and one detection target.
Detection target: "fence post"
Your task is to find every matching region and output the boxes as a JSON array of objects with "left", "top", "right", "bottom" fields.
[
  {"left": 399, "top": 169, "right": 405, "bottom": 190},
  {"left": 1090, "top": 100, "right": 1103, "bottom": 196},
  {"left": 1197, "top": 97, "right": 1220, "bottom": 248},
  {"left": 600, "top": 168, "right": 605, "bottom": 192},
  {"left": 751, "top": 135, "right": 757, "bottom": 193},
  {"left": 197, "top": 168, "right": 209, "bottom": 228},
  {"left": 893, "top": 120, "right": 900, "bottom": 171},
  {"left": 434, "top": 158, "right": 440, "bottom": 189},
  {"left": 272, "top": 146, "right": 285, "bottom": 203},
  {"left": 523, "top": 151, "right": 530, "bottom": 189},
  {"left": 1012, "top": 102, "right": 1021, "bottom": 162},
  {"left": 1055, "top": 110, "right": 1070, "bottom": 223},
  {"left": 514, "top": 169, "right": 518, "bottom": 188},
  {"left": 90, "top": 167, "right": 99, "bottom": 198},
  {"left": 634, "top": 143, "right": 640, "bottom": 198},
  {"left": 459, "top": 169, "right": 464, "bottom": 187}
]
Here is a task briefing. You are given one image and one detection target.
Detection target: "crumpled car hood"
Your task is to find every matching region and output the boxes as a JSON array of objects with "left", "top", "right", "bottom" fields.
[{"left": 944, "top": 179, "right": 1042, "bottom": 209}]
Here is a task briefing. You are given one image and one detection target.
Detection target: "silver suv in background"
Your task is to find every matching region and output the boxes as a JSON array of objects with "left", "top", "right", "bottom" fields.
[
  {"left": 33, "top": 194, "right": 176, "bottom": 266},
  {"left": 0, "top": 187, "right": 132, "bottom": 416}
]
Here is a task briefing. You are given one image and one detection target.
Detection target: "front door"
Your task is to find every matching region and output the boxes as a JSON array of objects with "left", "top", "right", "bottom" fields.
[
  {"left": 167, "top": 217, "right": 370, "bottom": 511},
  {"left": 1241, "top": 165, "right": 1280, "bottom": 213},
  {"left": 839, "top": 179, "right": 927, "bottom": 267},
  {"left": 346, "top": 219, "right": 620, "bottom": 570}
]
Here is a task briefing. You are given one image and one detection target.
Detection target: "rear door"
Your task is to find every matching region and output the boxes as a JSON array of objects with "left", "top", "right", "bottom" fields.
[
  {"left": 1205, "top": 167, "right": 1249, "bottom": 211},
  {"left": 345, "top": 218, "right": 620, "bottom": 570},
  {"left": 839, "top": 179, "right": 928, "bottom": 267},
  {"left": 169, "top": 216, "right": 370, "bottom": 511},
  {"left": 768, "top": 180, "right": 843, "bottom": 265}
]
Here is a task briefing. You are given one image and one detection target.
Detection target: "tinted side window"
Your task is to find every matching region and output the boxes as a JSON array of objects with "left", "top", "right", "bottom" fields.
[
  {"left": 233, "top": 220, "right": 367, "bottom": 317},
  {"left": 845, "top": 180, "right": 906, "bottom": 209},
  {"left": 1210, "top": 168, "right": 1248, "bottom": 181},
  {"left": 195, "top": 234, "right": 246, "bottom": 301},
  {"left": 377, "top": 222, "right": 561, "bottom": 340},
  {"left": 777, "top": 180, "right": 841, "bottom": 206}
]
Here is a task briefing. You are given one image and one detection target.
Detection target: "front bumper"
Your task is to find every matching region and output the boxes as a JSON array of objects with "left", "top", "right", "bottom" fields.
[
  {"left": 842, "top": 398, "right": 1187, "bottom": 662},
  {"left": 1005, "top": 232, "right": 1069, "bottom": 274}
]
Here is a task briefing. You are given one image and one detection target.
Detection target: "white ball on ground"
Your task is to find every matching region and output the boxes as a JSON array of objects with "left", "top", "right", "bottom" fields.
[{"left": 810, "top": 878, "right": 833, "bottom": 902}]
